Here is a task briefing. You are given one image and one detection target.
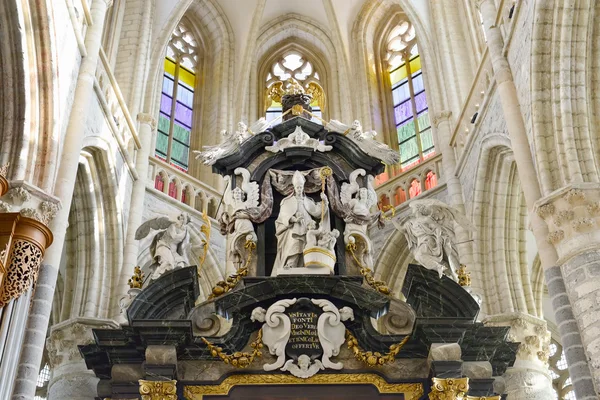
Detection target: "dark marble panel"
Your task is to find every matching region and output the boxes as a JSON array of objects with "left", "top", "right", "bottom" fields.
[
  {"left": 468, "top": 379, "right": 497, "bottom": 397},
  {"left": 144, "top": 364, "right": 177, "bottom": 380},
  {"left": 430, "top": 361, "right": 463, "bottom": 378}
]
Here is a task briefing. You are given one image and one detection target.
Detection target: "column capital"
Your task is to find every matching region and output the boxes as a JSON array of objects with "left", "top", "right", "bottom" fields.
[
  {"left": 429, "top": 377, "right": 469, "bottom": 400},
  {"left": 137, "top": 113, "right": 158, "bottom": 131},
  {"left": 139, "top": 380, "right": 177, "bottom": 400},
  {"left": 433, "top": 111, "right": 453, "bottom": 128}
]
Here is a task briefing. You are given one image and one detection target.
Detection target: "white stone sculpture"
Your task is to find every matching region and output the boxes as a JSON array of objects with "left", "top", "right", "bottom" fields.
[
  {"left": 272, "top": 171, "right": 330, "bottom": 275},
  {"left": 325, "top": 119, "right": 400, "bottom": 165},
  {"left": 312, "top": 299, "right": 354, "bottom": 369},
  {"left": 194, "top": 118, "right": 271, "bottom": 165},
  {"left": 135, "top": 212, "right": 195, "bottom": 280},
  {"left": 340, "top": 169, "right": 378, "bottom": 269},
  {"left": 394, "top": 199, "right": 472, "bottom": 281},
  {"left": 251, "top": 298, "right": 354, "bottom": 378},
  {"left": 251, "top": 298, "right": 297, "bottom": 371},
  {"left": 303, "top": 221, "right": 339, "bottom": 274},
  {"left": 221, "top": 168, "right": 259, "bottom": 274},
  {"left": 265, "top": 126, "right": 332, "bottom": 153}
]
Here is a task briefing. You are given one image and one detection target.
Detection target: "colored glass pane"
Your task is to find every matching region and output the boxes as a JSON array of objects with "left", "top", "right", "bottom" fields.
[
  {"left": 412, "top": 73, "right": 424, "bottom": 93},
  {"left": 174, "top": 102, "right": 193, "bottom": 128},
  {"left": 179, "top": 65, "right": 196, "bottom": 88},
  {"left": 394, "top": 101, "right": 413, "bottom": 125},
  {"left": 409, "top": 56, "right": 421, "bottom": 74},
  {"left": 425, "top": 171, "right": 438, "bottom": 190},
  {"left": 390, "top": 64, "right": 407, "bottom": 86},
  {"left": 397, "top": 119, "right": 416, "bottom": 142},
  {"left": 415, "top": 91, "right": 428, "bottom": 113},
  {"left": 177, "top": 84, "right": 194, "bottom": 108},
  {"left": 171, "top": 140, "right": 189, "bottom": 167},
  {"left": 158, "top": 114, "right": 170, "bottom": 134},
  {"left": 392, "top": 82, "right": 410, "bottom": 106},
  {"left": 156, "top": 132, "right": 169, "bottom": 156},
  {"left": 417, "top": 111, "right": 430, "bottom": 130},
  {"left": 400, "top": 136, "right": 419, "bottom": 163},
  {"left": 420, "top": 128, "right": 434, "bottom": 152},
  {"left": 168, "top": 181, "right": 177, "bottom": 198},
  {"left": 162, "top": 76, "right": 174, "bottom": 96},
  {"left": 160, "top": 94, "right": 173, "bottom": 115},
  {"left": 173, "top": 122, "right": 191, "bottom": 145},
  {"left": 409, "top": 179, "right": 421, "bottom": 198},
  {"left": 164, "top": 58, "right": 176, "bottom": 76}
]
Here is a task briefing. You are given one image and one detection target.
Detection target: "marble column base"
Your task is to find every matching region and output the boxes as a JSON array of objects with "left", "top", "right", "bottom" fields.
[{"left": 502, "top": 365, "right": 554, "bottom": 400}]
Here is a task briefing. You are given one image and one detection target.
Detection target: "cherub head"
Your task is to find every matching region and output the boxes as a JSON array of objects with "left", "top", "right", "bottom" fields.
[
  {"left": 297, "top": 354, "right": 311, "bottom": 371},
  {"left": 351, "top": 120, "right": 362, "bottom": 131},
  {"left": 307, "top": 220, "right": 317, "bottom": 231}
]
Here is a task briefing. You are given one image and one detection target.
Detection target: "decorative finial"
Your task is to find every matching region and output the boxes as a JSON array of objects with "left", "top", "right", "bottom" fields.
[
  {"left": 457, "top": 264, "right": 471, "bottom": 287},
  {"left": 128, "top": 266, "right": 144, "bottom": 289}
]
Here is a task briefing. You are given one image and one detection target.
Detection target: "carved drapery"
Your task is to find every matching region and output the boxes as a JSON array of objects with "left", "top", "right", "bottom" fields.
[{"left": 0, "top": 213, "right": 53, "bottom": 307}]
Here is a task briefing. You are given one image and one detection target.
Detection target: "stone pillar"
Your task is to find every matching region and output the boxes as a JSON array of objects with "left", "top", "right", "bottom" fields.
[
  {"left": 45, "top": 318, "right": 119, "bottom": 400},
  {"left": 477, "top": 0, "right": 598, "bottom": 397},
  {"left": 140, "top": 346, "right": 177, "bottom": 400},
  {"left": 119, "top": 114, "right": 156, "bottom": 321},
  {"left": 483, "top": 313, "right": 554, "bottom": 399},
  {"left": 11, "top": 1, "right": 113, "bottom": 398}
]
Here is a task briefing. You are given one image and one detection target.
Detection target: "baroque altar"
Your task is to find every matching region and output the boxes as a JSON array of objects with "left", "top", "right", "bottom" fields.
[{"left": 80, "top": 89, "right": 514, "bottom": 399}]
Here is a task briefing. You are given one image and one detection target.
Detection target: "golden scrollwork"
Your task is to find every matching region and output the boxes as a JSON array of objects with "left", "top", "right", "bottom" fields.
[
  {"left": 457, "top": 264, "right": 471, "bottom": 287},
  {"left": 346, "top": 330, "right": 409, "bottom": 366},
  {"left": 184, "top": 373, "right": 423, "bottom": 400},
  {"left": 201, "top": 328, "right": 263, "bottom": 368},
  {"left": 208, "top": 240, "right": 256, "bottom": 300},
  {"left": 128, "top": 266, "right": 144, "bottom": 289},
  {"left": 346, "top": 240, "right": 391, "bottom": 295},
  {"left": 429, "top": 377, "right": 469, "bottom": 400},
  {"left": 138, "top": 379, "right": 177, "bottom": 400}
]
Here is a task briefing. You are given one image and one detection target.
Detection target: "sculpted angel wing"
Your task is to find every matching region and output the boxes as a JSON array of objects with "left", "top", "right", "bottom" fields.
[
  {"left": 222, "top": 175, "right": 233, "bottom": 208},
  {"left": 235, "top": 167, "right": 259, "bottom": 208},
  {"left": 306, "top": 82, "right": 326, "bottom": 111},
  {"left": 135, "top": 217, "right": 172, "bottom": 240},
  {"left": 325, "top": 119, "right": 349, "bottom": 134},
  {"left": 410, "top": 199, "right": 473, "bottom": 231},
  {"left": 340, "top": 169, "right": 365, "bottom": 205},
  {"left": 365, "top": 174, "right": 378, "bottom": 209},
  {"left": 249, "top": 117, "right": 270, "bottom": 134},
  {"left": 265, "top": 82, "right": 284, "bottom": 111}
]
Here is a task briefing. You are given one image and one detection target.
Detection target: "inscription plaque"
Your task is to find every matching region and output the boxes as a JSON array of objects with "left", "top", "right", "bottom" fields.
[{"left": 285, "top": 298, "right": 323, "bottom": 360}]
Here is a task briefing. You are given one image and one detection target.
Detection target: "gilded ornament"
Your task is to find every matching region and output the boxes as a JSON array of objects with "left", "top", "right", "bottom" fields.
[
  {"left": 208, "top": 240, "right": 255, "bottom": 300},
  {"left": 346, "top": 240, "right": 391, "bottom": 295},
  {"left": 128, "top": 266, "right": 144, "bottom": 289},
  {"left": 457, "top": 264, "right": 471, "bottom": 287},
  {"left": 184, "top": 373, "right": 423, "bottom": 400},
  {"left": 429, "top": 377, "right": 469, "bottom": 400},
  {"left": 291, "top": 104, "right": 305, "bottom": 116},
  {"left": 139, "top": 379, "right": 177, "bottom": 400},
  {"left": 346, "top": 330, "right": 409, "bottom": 366},
  {"left": 202, "top": 329, "right": 263, "bottom": 368}
]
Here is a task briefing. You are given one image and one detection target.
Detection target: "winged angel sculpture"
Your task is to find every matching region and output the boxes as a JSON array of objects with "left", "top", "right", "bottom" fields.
[
  {"left": 327, "top": 169, "right": 383, "bottom": 270},
  {"left": 193, "top": 118, "right": 271, "bottom": 165},
  {"left": 135, "top": 212, "right": 197, "bottom": 280},
  {"left": 325, "top": 119, "right": 400, "bottom": 165},
  {"left": 393, "top": 199, "right": 473, "bottom": 281}
]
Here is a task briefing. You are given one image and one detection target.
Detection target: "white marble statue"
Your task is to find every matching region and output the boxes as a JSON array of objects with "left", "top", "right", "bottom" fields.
[
  {"left": 394, "top": 199, "right": 472, "bottom": 281},
  {"left": 306, "top": 221, "right": 339, "bottom": 254},
  {"left": 135, "top": 213, "right": 195, "bottom": 280},
  {"left": 221, "top": 168, "right": 259, "bottom": 274},
  {"left": 325, "top": 119, "right": 400, "bottom": 165},
  {"left": 194, "top": 118, "right": 271, "bottom": 165},
  {"left": 281, "top": 355, "right": 324, "bottom": 378},
  {"left": 272, "top": 171, "right": 330, "bottom": 275},
  {"left": 251, "top": 298, "right": 297, "bottom": 371},
  {"left": 312, "top": 299, "right": 354, "bottom": 369},
  {"left": 265, "top": 126, "right": 332, "bottom": 153},
  {"left": 340, "top": 169, "right": 379, "bottom": 269}
]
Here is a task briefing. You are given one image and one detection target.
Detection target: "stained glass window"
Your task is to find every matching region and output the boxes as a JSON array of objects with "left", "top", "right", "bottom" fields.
[
  {"left": 386, "top": 20, "right": 434, "bottom": 171},
  {"left": 156, "top": 21, "right": 198, "bottom": 172},
  {"left": 265, "top": 52, "right": 324, "bottom": 124},
  {"left": 549, "top": 339, "right": 577, "bottom": 400}
]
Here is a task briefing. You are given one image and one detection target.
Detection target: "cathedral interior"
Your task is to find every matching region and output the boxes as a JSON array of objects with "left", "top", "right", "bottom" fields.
[{"left": 0, "top": 0, "right": 599, "bottom": 399}]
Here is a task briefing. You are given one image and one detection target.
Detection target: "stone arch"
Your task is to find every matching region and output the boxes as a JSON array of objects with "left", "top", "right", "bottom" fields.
[
  {"left": 531, "top": 1, "right": 600, "bottom": 195},
  {"left": 470, "top": 135, "right": 536, "bottom": 316},
  {"left": 0, "top": 0, "right": 59, "bottom": 192},
  {"left": 375, "top": 230, "right": 414, "bottom": 295}
]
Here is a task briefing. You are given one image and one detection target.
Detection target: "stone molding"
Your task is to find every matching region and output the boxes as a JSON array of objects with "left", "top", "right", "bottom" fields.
[
  {"left": 0, "top": 180, "right": 61, "bottom": 225},
  {"left": 137, "top": 113, "right": 157, "bottom": 131}
]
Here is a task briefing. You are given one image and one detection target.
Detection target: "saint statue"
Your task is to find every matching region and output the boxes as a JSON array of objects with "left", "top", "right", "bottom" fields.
[{"left": 272, "top": 171, "right": 329, "bottom": 275}]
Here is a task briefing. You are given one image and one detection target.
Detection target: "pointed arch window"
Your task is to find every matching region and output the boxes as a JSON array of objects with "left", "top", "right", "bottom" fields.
[
  {"left": 386, "top": 20, "right": 434, "bottom": 171},
  {"left": 156, "top": 21, "right": 198, "bottom": 172},
  {"left": 264, "top": 52, "right": 325, "bottom": 124}
]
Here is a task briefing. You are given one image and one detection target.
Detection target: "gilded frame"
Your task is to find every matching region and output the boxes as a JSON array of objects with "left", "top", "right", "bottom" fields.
[{"left": 184, "top": 373, "right": 424, "bottom": 400}]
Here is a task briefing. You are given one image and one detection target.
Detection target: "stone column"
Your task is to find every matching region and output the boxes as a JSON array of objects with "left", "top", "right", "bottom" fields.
[
  {"left": 483, "top": 313, "right": 554, "bottom": 399},
  {"left": 11, "top": 1, "right": 113, "bottom": 398},
  {"left": 477, "top": 0, "right": 598, "bottom": 398},
  {"left": 45, "top": 318, "right": 119, "bottom": 400},
  {"left": 119, "top": 114, "right": 156, "bottom": 321}
]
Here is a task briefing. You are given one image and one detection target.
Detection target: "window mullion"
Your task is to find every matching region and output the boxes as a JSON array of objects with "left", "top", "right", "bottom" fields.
[
  {"left": 405, "top": 53, "right": 424, "bottom": 161},
  {"left": 166, "top": 59, "right": 181, "bottom": 164}
]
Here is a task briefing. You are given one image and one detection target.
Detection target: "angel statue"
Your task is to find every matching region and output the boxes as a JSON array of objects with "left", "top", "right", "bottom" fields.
[
  {"left": 326, "top": 169, "right": 382, "bottom": 270},
  {"left": 325, "top": 119, "right": 400, "bottom": 165},
  {"left": 135, "top": 212, "right": 196, "bottom": 280},
  {"left": 393, "top": 199, "right": 473, "bottom": 281},
  {"left": 193, "top": 118, "right": 271, "bottom": 165},
  {"left": 220, "top": 168, "right": 260, "bottom": 275}
]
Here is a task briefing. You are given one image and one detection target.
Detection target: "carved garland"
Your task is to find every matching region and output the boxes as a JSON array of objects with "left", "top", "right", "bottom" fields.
[
  {"left": 208, "top": 240, "right": 256, "bottom": 300},
  {"left": 201, "top": 329, "right": 263, "bottom": 368},
  {"left": 345, "top": 330, "right": 410, "bottom": 366},
  {"left": 346, "top": 240, "right": 391, "bottom": 295}
]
